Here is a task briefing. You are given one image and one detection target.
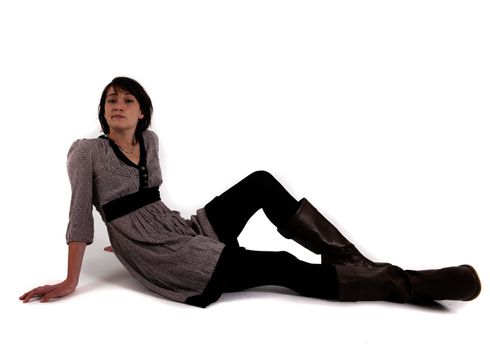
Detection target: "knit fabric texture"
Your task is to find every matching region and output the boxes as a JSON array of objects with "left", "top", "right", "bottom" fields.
[{"left": 65, "top": 129, "right": 225, "bottom": 303}]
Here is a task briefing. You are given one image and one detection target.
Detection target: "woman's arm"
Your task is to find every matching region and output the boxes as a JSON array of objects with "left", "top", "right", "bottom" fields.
[
  {"left": 20, "top": 139, "right": 96, "bottom": 303},
  {"left": 66, "top": 241, "right": 87, "bottom": 285},
  {"left": 19, "top": 241, "right": 87, "bottom": 303}
]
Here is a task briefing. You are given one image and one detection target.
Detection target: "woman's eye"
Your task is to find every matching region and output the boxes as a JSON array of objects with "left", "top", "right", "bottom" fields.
[{"left": 106, "top": 98, "right": 134, "bottom": 104}]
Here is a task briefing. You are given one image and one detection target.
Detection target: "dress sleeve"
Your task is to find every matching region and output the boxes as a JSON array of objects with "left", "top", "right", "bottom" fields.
[
  {"left": 150, "top": 129, "right": 159, "bottom": 154},
  {"left": 65, "top": 139, "right": 95, "bottom": 245}
]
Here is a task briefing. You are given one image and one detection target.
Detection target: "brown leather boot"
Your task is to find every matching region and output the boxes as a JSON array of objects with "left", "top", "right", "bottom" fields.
[
  {"left": 277, "top": 198, "right": 387, "bottom": 267},
  {"left": 334, "top": 263, "right": 482, "bottom": 302},
  {"left": 406, "top": 265, "right": 481, "bottom": 301},
  {"left": 335, "top": 264, "right": 413, "bottom": 302}
]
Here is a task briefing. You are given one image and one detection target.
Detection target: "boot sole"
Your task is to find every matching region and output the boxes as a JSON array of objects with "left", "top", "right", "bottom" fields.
[{"left": 461, "top": 264, "right": 482, "bottom": 301}]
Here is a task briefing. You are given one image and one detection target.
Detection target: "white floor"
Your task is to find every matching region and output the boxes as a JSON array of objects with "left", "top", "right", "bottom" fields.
[
  {"left": 7, "top": 213, "right": 488, "bottom": 350},
  {"left": 3, "top": 1, "right": 489, "bottom": 348}
]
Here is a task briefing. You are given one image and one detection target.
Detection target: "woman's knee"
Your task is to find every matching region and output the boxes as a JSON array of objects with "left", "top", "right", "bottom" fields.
[{"left": 247, "top": 170, "right": 277, "bottom": 186}]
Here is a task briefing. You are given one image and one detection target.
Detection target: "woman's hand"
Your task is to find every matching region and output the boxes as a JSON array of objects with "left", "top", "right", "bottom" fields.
[
  {"left": 19, "top": 280, "right": 77, "bottom": 303},
  {"left": 104, "top": 245, "right": 113, "bottom": 252}
]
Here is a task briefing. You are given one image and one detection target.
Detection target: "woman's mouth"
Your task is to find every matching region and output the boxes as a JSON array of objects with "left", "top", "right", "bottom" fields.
[{"left": 112, "top": 115, "right": 125, "bottom": 119}]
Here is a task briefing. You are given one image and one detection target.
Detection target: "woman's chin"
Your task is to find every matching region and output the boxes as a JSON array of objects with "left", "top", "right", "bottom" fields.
[{"left": 108, "top": 125, "right": 135, "bottom": 133}]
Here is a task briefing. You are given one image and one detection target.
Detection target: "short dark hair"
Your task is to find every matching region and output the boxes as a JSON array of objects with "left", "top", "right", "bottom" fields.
[{"left": 98, "top": 77, "right": 153, "bottom": 139}]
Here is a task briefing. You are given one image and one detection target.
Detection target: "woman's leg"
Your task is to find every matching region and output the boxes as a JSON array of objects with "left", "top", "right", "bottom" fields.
[
  {"left": 215, "top": 247, "right": 481, "bottom": 304},
  {"left": 203, "top": 170, "right": 382, "bottom": 268},
  {"left": 204, "top": 170, "right": 301, "bottom": 246},
  {"left": 221, "top": 246, "right": 339, "bottom": 300}
]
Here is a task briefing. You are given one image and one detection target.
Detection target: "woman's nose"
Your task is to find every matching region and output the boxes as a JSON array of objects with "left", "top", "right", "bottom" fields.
[{"left": 113, "top": 101, "right": 124, "bottom": 110}]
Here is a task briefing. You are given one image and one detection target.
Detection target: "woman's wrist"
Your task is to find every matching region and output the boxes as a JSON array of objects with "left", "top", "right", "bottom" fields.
[{"left": 64, "top": 277, "right": 78, "bottom": 288}]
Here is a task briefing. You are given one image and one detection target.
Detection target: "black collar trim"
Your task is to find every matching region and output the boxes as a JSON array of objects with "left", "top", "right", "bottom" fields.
[
  {"left": 98, "top": 132, "right": 150, "bottom": 190},
  {"left": 98, "top": 133, "right": 147, "bottom": 169}
]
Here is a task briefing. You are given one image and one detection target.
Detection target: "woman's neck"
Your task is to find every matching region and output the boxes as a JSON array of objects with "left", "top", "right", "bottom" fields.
[{"left": 107, "top": 129, "right": 138, "bottom": 148}]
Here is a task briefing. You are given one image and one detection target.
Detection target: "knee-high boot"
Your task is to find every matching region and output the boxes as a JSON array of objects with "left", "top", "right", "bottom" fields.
[
  {"left": 405, "top": 264, "right": 481, "bottom": 301},
  {"left": 277, "top": 197, "right": 385, "bottom": 267},
  {"left": 334, "top": 263, "right": 481, "bottom": 302}
]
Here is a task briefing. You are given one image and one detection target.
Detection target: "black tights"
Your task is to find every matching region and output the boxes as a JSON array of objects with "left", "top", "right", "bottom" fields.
[{"left": 203, "top": 170, "right": 339, "bottom": 301}]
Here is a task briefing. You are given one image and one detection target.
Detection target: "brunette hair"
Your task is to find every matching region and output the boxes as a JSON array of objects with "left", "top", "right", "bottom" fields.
[{"left": 98, "top": 77, "right": 153, "bottom": 139}]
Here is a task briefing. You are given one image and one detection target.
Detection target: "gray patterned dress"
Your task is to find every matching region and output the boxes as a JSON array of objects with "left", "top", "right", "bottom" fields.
[{"left": 65, "top": 129, "right": 225, "bottom": 304}]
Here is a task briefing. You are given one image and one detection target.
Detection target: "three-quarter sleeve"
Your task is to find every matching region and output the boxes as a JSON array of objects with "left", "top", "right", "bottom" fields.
[
  {"left": 65, "top": 139, "right": 95, "bottom": 245},
  {"left": 150, "top": 129, "right": 159, "bottom": 154}
]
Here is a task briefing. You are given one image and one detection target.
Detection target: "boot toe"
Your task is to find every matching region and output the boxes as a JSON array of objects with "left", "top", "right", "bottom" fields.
[
  {"left": 408, "top": 264, "right": 482, "bottom": 301},
  {"left": 460, "top": 265, "right": 482, "bottom": 301}
]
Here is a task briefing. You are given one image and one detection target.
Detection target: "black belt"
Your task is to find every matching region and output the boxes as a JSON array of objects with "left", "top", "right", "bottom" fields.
[{"left": 102, "top": 186, "right": 161, "bottom": 222}]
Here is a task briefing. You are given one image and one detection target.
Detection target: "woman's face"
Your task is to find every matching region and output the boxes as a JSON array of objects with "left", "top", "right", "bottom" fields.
[{"left": 104, "top": 86, "right": 144, "bottom": 134}]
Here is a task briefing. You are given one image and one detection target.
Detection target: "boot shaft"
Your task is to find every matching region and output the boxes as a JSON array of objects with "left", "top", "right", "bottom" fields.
[
  {"left": 277, "top": 197, "right": 383, "bottom": 267},
  {"left": 335, "top": 264, "right": 413, "bottom": 302}
]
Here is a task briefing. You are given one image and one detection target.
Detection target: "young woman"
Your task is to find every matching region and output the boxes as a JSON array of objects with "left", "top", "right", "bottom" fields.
[{"left": 20, "top": 77, "right": 481, "bottom": 307}]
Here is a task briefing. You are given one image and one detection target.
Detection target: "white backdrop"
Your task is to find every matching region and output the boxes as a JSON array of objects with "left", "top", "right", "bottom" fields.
[{"left": 2, "top": 1, "right": 489, "bottom": 349}]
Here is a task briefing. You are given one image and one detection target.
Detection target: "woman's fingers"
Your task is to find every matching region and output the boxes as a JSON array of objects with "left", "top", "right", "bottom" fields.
[
  {"left": 20, "top": 285, "right": 53, "bottom": 303},
  {"left": 21, "top": 281, "right": 76, "bottom": 303},
  {"left": 19, "top": 291, "right": 30, "bottom": 300},
  {"left": 21, "top": 288, "right": 42, "bottom": 303}
]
